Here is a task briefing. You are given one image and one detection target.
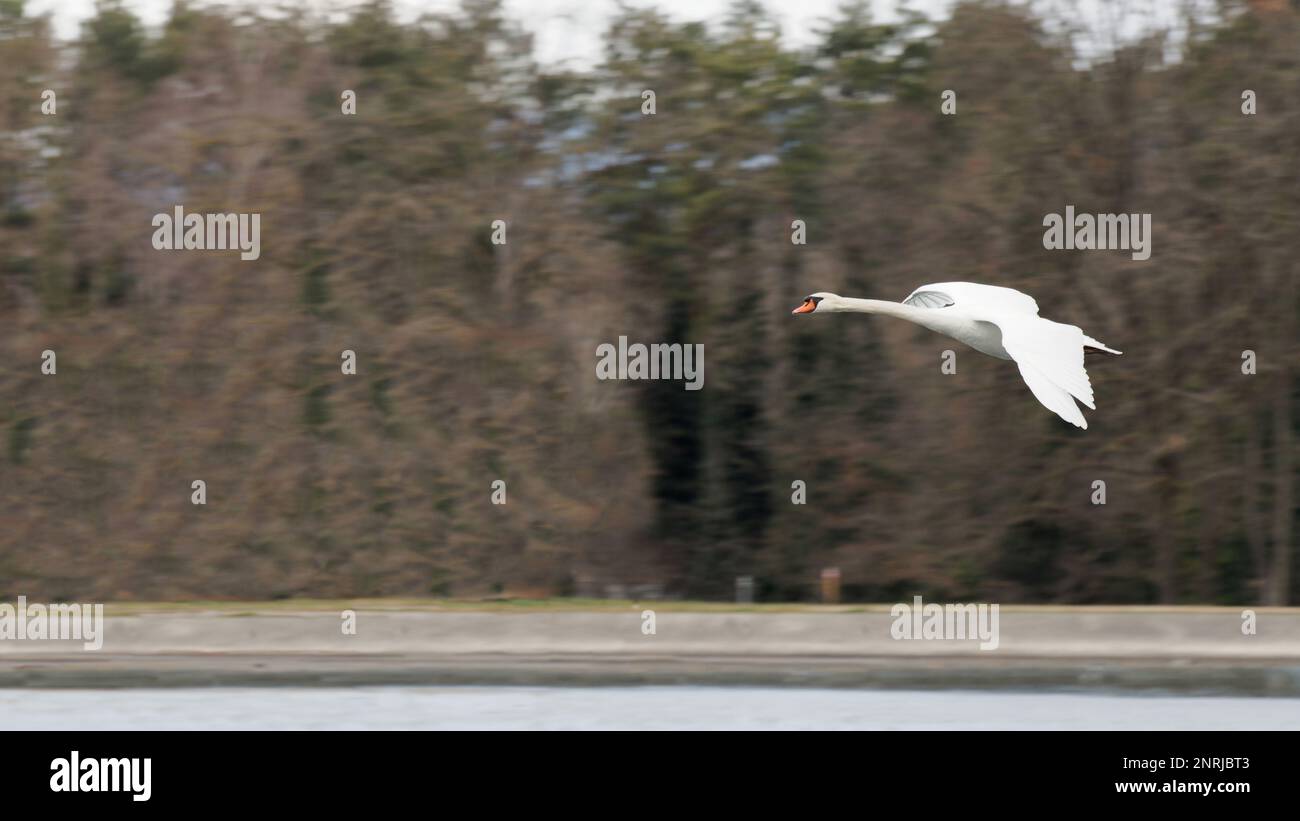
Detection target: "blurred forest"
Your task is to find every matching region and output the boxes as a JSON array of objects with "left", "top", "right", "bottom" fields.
[{"left": 0, "top": 0, "right": 1296, "bottom": 604}]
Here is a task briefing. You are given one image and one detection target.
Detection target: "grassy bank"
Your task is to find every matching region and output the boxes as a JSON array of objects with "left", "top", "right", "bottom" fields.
[{"left": 99, "top": 599, "right": 1300, "bottom": 615}]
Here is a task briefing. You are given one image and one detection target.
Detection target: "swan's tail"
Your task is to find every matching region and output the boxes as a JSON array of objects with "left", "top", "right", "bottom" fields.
[{"left": 1083, "top": 336, "right": 1122, "bottom": 356}]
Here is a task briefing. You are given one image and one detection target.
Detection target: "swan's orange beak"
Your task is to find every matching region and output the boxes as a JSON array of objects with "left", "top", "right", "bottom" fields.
[{"left": 792, "top": 299, "right": 816, "bottom": 314}]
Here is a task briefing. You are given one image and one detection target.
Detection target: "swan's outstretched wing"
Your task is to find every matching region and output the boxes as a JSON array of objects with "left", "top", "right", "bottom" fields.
[
  {"left": 901, "top": 289, "right": 955, "bottom": 308},
  {"left": 1015, "top": 361, "right": 1088, "bottom": 429},
  {"left": 900, "top": 281, "right": 1114, "bottom": 428},
  {"left": 990, "top": 314, "right": 1096, "bottom": 429},
  {"left": 903, "top": 282, "right": 1040, "bottom": 315}
]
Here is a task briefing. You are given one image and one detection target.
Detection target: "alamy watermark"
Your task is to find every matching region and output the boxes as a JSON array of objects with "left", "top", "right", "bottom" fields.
[
  {"left": 50, "top": 752, "right": 150, "bottom": 801},
  {"left": 596, "top": 336, "right": 704, "bottom": 391},
  {"left": 0, "top": 596, "right": 104, "bottom": 650},
  {"left": 890, "top": 595, "right": 999, "bottom": 651},
  {"left": 151, "top": 205, "right": 261, "bottom": 261},
  {"left": 1043, "top": 205, "right": 1151, "bottom": 261}
]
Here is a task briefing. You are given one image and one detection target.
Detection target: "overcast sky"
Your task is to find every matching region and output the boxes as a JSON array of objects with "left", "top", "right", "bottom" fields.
[
  {"left": 29, "top": 1, "right": 944, "bottom": 51},
  {"left": 27, "top": 0, "right": 1189, "bottom": 67}
]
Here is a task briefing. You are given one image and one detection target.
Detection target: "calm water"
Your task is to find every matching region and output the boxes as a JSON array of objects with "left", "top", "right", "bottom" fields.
[{"left": 2, "top": 687, "right": 1299, "bottom": 730}]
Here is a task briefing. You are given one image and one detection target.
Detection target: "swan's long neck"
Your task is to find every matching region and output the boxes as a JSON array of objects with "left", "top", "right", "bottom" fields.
[
  {"left": 835, "top": 298, "right": 963, "bottom": 337},
  {"left": 837, "top": 298, "right": 928, "bottom": 322}
]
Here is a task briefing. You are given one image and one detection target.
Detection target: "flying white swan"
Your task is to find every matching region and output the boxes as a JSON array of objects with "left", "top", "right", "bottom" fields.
[{"left": 792, "top": 282, "right": 1121, "bottom": 429}]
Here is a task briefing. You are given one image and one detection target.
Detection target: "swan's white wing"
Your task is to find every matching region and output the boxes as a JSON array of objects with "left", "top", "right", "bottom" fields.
[
  {"left": 899, "top": 281, "right": 1104, "bottom": 428},
  {"left": 901, "top": 289, "right": 955, "bottom": 308},
  {"left": 1015, "top": 361, "right": 1088, "bottom": 429},
  {"left": 989, "top": 314, "right": 1096, "bottom": 428},
  {"left": 904, "top": 282, "right": 1040, "bottom": 315},
  {"left": 1083, "top": 335, "right": 1122, "bottom": 355}
]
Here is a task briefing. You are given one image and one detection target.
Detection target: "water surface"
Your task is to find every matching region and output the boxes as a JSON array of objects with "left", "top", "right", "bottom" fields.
[{"left": 3, "top": 686, "right": 1298, "bottom": 730}]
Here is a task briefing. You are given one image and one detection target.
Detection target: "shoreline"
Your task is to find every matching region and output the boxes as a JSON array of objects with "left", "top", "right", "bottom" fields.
[{"left": 2, "top": 604, "right": 1298, "bottom": 694}]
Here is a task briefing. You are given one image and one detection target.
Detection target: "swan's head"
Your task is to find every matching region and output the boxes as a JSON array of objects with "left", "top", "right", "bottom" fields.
[{"left": 792, "top": 292, "right": 842, "bottom": 314}]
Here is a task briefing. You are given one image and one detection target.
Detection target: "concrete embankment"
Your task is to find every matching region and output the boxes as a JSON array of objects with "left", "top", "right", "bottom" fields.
[{"left": 2, "top": 604, "right": 1298, "bottom": 694}]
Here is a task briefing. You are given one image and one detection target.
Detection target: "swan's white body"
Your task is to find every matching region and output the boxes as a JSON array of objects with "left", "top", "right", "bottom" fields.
[{"left": 793, "top": 282, "right": 1121, "bottom": 429}]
